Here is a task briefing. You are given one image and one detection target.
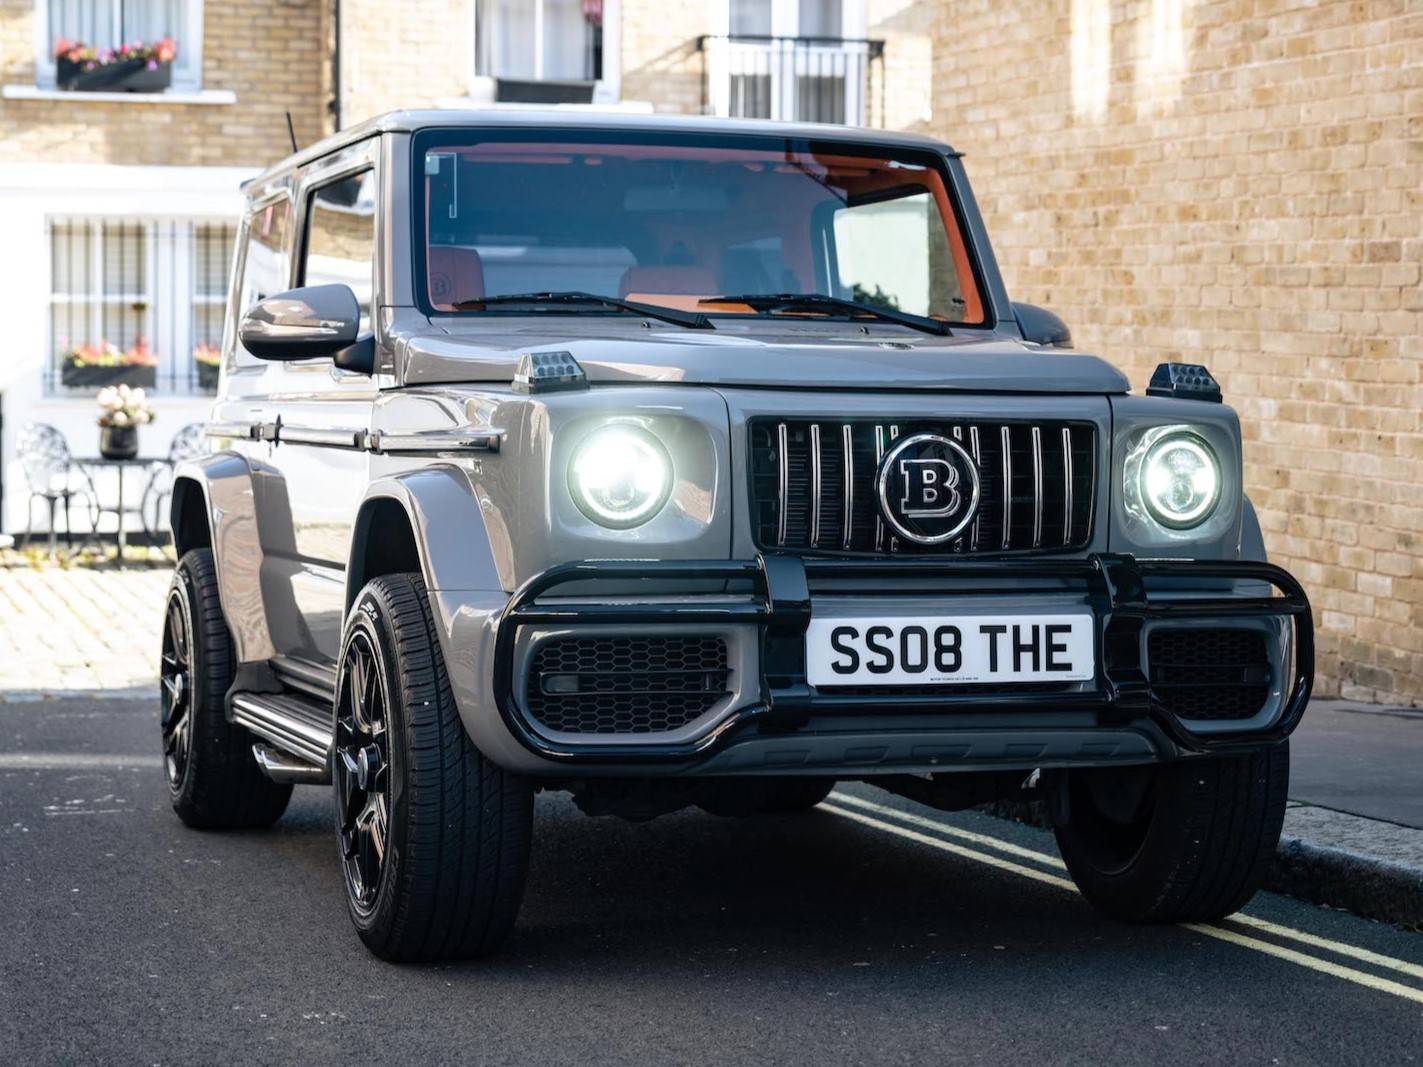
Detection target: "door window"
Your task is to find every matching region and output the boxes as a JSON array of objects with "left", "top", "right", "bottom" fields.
[
  {"left": 232, "top": 196, "right": 292, "bottom": 367},
  {"left": 300, "top": 170, "right": 376, "bottom": 332}
]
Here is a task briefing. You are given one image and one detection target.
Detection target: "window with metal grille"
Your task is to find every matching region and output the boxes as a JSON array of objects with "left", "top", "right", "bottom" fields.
[
  {"left": 40, "top": 0, "right": 203, "bottom": 90},
  {"left": 47, "top": 217, "right": 236, "bottom": 395}
]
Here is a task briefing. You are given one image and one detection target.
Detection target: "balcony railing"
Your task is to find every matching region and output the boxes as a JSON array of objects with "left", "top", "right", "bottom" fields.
[{"left": 698, "top": 34, "right": 886, "bottom": 128}]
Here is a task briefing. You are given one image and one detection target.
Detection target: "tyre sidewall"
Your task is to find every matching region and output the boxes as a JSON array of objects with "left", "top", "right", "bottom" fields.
[
  {"left": 168, "top": 553, "right": 231, "bottom": 806},
  {"left": 337, "top": 586, "right": 410, "bottom": 943}
]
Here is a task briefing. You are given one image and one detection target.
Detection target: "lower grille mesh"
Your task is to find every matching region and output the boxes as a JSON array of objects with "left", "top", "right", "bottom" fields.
[
  {"left": 1148, "top": 628, "right": 1271, "bottom": 721},
  {"left": 524, "top": 636, "right": 730, "bottom": 734}
]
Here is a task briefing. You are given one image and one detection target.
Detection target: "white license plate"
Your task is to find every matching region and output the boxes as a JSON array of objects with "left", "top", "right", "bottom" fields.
[{"left": 805, "top": 613, "right": 1095, "bottom": 687}]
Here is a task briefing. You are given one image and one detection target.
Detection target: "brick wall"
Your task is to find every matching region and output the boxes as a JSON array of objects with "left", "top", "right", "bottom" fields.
[
  {"left": 0, "top": 0, "right": 327, "bottom": 165},
  {"left": 338, "top": 0, "right": 474, "bottom": 127},
  {"left": 620, "top": 2, "right": 711, "bottom": 114},
  {"left": 928, "top": 0, "right": 1423, "bottom": 703}
]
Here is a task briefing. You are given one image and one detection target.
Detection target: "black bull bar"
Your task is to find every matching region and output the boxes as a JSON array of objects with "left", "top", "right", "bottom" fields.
[{"left": 491, "top": 554, "right": 1313, "bottom": 765}]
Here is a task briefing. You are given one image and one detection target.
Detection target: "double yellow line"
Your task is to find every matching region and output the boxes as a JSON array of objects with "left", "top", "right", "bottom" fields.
[{"left": 822, "top": 792, "right": 1423, "bottom": 1006}]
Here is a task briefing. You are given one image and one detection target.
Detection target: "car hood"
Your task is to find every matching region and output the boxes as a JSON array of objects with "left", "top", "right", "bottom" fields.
[{"left": 397, "top": 320, "right": 1131, "bottom": 394}]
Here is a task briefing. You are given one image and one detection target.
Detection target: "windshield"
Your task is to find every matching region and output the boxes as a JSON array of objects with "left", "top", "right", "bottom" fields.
[{"left": 414, "top": 130, "right": 986, "bottom": 326}]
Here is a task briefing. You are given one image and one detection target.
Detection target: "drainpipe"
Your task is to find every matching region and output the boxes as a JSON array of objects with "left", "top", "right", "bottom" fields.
[{"left": 330, "top": 0, "right": 343, "bottom": 132}]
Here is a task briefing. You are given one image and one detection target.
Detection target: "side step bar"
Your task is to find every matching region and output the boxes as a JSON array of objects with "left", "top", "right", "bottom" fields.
[
  {"left": 231, "top": 691, "right": 332, "bottom": 783},
  {"left": 253, "top": 743, "right": 329, "bottom": 784}
]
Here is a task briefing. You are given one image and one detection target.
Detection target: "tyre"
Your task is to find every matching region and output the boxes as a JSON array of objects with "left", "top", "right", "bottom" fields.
[
  {"left": 334, "top": 572, "right": 534, "bottom": 962},
  {"left": 1054, "top": 743, "right": 1289, "bottom": 923},
  {"left": 161, "top": 548, "right": 292, "bottom": 829}
]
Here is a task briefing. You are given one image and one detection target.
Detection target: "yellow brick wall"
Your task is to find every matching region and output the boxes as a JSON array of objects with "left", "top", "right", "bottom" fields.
[
  {"left": 0, "top": 0, "right": 328, "bottom": 165},
  {"left": 619, "top": 1, "right": 710, "bottom": 113},
  {"left": 928, "top": 0, "right": 1423, "bottom": 703},
  {"left": 338, "top": 0, "right": 474, "bottom": 126}
]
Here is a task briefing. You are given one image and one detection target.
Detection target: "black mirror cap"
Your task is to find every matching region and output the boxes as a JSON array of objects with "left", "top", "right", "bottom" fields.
[
  {"left": 1012, "top": 302, "right": 1072, "bottom": 348},
  {"left": 333, "top": 334, "right": 376, "bottom": 374},
  {"left": 238, "top": 284, "right": 360, "bottom": 361},
  {"left": 1146, "top": 362, "right": 1223, "bottom": 403}
]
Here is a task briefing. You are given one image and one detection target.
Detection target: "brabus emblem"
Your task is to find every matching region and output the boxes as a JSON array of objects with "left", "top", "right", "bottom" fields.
[{"left": 876, "top": 433, "right": 981, "bottom": 545}]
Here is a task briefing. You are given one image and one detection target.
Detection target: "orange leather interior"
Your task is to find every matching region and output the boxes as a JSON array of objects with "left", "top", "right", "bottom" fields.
[
  {"left": 428, "top": 245, "right": 485, "bottom": 310},
  {"left": 617, "top": 265, "right": 717, "bottom": 300}
]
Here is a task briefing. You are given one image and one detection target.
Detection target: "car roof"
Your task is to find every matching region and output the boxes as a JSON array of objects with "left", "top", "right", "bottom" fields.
[{"left": 242, "top": 108, "right": 960, "bottom": 192}]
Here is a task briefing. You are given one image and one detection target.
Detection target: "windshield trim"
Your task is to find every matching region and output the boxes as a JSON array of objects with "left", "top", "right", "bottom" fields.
[{"left": 409, "top": 126, "right": 996, "bottom": 331}]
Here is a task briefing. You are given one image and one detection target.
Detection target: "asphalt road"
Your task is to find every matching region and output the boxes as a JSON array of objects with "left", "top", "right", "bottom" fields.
[{"left": 3, "top": 696, "right": 1421, "bottom": 1065}]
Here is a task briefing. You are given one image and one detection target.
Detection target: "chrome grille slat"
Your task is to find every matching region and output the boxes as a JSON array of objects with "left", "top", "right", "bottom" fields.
[
  {"left": 841, "top": 423, "right": 854, "bottom": 550},
  {"left": 809, "top": 422, "right": 823, "bottom": 547},
  {"left": 750, "top": 418, "right": 1095, "bottom": 557},
  {"left": 969, "top": 425, "right": 982, "bottom": 551},
  {"left": 1031, "top": 425, "right": 1044, "bottom": 549},
  {"left": 873, "top": 424, "right": 887, "bottom": 551},
  {"left": 776, "top": 421, "right": 789, "bottom": 547},
  {"left": 1000, "top": 426, "right": 1012, "bottom": 551}
]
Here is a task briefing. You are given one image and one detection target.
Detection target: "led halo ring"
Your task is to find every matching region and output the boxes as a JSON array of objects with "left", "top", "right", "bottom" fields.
[
  {"left": 567, "top": 423, "right": 674, "bottom": 529},
  {"left": 1139, "top": 431, "right": 1221, "bottom": 529}
]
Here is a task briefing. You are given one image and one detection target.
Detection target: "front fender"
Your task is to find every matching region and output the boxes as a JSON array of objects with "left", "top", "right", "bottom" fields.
[
  {"left": 348, "top": 465, "right": 504, "bottom": 608},
  {"left": 172, "top": 452, "right": 278, "bottom": 663}
]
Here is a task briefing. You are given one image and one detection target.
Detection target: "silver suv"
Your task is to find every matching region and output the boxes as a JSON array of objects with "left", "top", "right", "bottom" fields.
[{"left": 162, "top": 110, "right": 1313, "bottom": 961}]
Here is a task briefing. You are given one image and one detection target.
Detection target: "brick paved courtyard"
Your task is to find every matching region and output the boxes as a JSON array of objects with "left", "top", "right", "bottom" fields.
[{"left": 0, "top": 559, "right": 172, "bottom": 697}]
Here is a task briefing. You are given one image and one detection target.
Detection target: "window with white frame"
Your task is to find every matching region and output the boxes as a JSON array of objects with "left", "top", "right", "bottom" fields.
[
  {"left": 40, "top": 0, "right": 203, "bottom": 90},
  {"left": 718, "top": 0, "right": 868, "bottom": 125},
  {"left": 475, "top": 0, "right": 603, "bottom": 82},
  {"left": 47, "top": 217, "right": 236, "bottom": 395}
]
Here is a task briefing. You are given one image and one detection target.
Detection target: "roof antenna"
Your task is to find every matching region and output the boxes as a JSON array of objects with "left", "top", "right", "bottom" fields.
[{"left": 285, "top": 111, "right": 299, "bottom": 155}]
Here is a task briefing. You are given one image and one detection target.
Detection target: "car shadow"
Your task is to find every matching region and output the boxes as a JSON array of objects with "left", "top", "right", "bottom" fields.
[{"left": 263, "top": 786, "right": 1114, "bottom": 979}]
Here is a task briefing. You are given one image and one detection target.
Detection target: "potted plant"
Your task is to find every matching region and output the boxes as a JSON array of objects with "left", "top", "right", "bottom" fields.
[
  {"left": 54, "top": 37, "right": 177, "bottom": 93},
  {"left": 60, "top": 338, "right": 159, "bottom": 389},
  {"left": 194, "top": 342, "right": 221, "bottom": 392},
  {"left": 96, "top": 384, "right": 156, "bottom": 460}
]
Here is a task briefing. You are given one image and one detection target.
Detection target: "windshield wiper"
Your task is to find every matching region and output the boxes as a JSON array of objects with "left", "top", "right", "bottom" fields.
[
  {"left": 451, "top": 291, "right": 715, "bottom": 330},
  {"left": 700, "top": 293, "right": 951, "bottom": 336}
]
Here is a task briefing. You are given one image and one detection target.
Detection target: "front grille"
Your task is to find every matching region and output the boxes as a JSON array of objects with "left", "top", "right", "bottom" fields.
[
  {"left": 1148, "top": 628, "right": 1272, "bottom": 721},
  {"left": 524, "top": 636, "right": 730, "bottom": 734},
  {"left": 748, "top": 418, "right": 1096, "bottom": 555}
]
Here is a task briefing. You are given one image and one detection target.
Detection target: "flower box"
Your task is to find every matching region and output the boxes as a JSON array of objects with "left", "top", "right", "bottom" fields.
[
  {"left": 196, "top": 359, "right": 220, "bottom": 392},
  {"left": 52, "top": 37, "right": 177, "bottom": 94},
  {"left": 61, "top": 361, "right": 157, "bottom": 390},
  {"left": 57, "top": 55, "right": 173, "bottom": 92}
]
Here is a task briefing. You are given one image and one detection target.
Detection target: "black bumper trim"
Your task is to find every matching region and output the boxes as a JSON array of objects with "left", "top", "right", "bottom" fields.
[{"left": 491, "top": 554, "right": 1313, "bottom": 765}]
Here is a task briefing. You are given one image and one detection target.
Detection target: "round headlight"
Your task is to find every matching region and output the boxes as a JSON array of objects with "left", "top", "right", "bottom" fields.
[
  {"left": 568, "top": 425, "right": 673, "bottom": 528},
  {"left": 1140, "top": 433, "right": 1220, "bottom": 528}
]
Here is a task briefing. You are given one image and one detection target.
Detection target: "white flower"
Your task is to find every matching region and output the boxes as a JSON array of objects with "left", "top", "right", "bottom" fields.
[{"left": 111, "top": 410, "right": 130, "bottom": 427}]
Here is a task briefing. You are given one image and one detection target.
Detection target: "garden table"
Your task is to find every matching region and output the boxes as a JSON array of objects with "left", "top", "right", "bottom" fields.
[{"left": 72, "top": 456, "right": 156, "bottom": 569}]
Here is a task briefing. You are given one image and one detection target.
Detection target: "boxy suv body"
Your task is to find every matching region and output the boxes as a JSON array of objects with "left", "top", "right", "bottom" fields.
[{"left": 162, "top": 110, "right": 1312, "bottom": 960}]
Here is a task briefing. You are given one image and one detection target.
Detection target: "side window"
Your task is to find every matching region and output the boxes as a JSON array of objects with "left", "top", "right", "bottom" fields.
[
  {"left": 231, "top": 196, "right": 292, "bottom": 367},
  {"left": 831, "top": 189, "right": 963, "bottom": 319},
  {"left": 301, "top": 170, "right": 376, "bottom": 332}
]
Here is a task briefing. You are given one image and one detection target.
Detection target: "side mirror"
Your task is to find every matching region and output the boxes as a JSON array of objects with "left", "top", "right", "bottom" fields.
[
  {"left": 239, "top": 284, "right": 361, "bottom": 362},
  {"left": 1012, "top": 302, "right": 1072, "bottom": 348}
]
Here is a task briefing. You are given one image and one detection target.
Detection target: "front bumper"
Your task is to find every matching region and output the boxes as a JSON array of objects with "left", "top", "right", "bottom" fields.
[{"left": 489, "top": 554, "right": 1313, "bottom": 770}]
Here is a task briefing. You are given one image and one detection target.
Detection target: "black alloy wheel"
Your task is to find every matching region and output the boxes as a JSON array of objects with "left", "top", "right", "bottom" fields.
[
  {"left": 162, "top": 547, "right": 291, "bottom": 829},
  {"left": 160, "top": 587, "right": 194, "bottom": 790},
  {"left": 334, "top": 630, "right": 392, "bottom": 916}
]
